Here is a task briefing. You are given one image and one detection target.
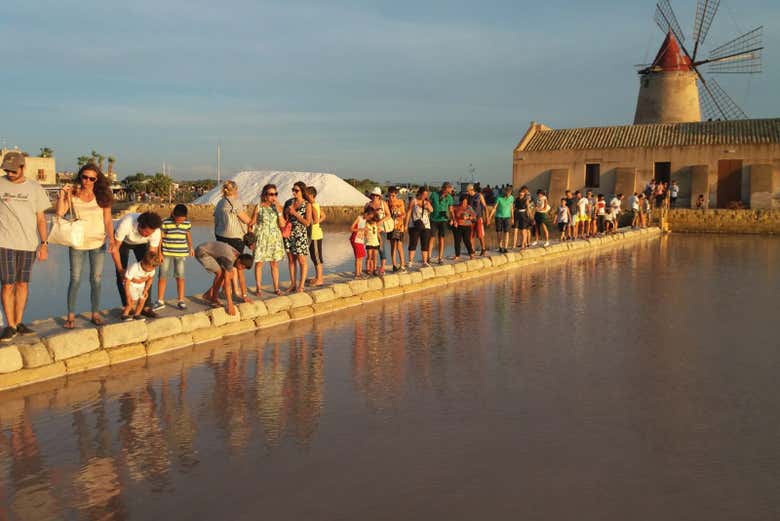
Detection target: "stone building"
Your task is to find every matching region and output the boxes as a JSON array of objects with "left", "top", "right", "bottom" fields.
[
  {"left": 0, "top": 148, "right": 57, "bottom": 185},
  {"left": 512, "top": 118, "right": 780, "bottom": 209}
]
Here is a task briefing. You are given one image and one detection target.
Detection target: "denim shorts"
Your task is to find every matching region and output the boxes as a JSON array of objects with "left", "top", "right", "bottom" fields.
[{"left": 160, "top": 256, "right": 186, "bottom": 279}]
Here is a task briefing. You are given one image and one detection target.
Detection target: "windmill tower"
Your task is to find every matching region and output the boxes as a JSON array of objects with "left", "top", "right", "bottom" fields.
[{"left": 634, "top": 0, "right": 764, "bottom": 124}]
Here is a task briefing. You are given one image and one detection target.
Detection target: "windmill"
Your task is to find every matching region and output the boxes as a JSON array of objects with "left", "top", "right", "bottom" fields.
[{"left": 633, "top": 0, "right": 763, "bottom": 124}]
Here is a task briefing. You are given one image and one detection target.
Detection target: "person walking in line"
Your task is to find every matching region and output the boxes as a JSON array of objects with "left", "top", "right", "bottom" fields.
[
  {"left": 121, "top": 251, "right": 159, "bottom": 321},
  {"left": 565, "top": 190, "right": 578, "bottom": 240},
  {"left": 55, "top": 164, "right": 115, "bottom": 328},
  {"left": 574, "top": 190, "right": 590, "bottom": 239},
  {"left": 513, "top": 186, "right": 533, "bottom": 248},
  {"left": 251, "top": 184, "right": 286, "bottom": 296},
  {"left": 387, "top": 186, "right": 406, "bottom": 272},
  {"left": 0, "top": 152, "right": 50, "bottom": 342},
  {"left": 465, "top": 184, "right": 489, "bottom": 256},
  {"left": 306, "top": 186, "right": 327, "bottom": 286},
  {"left": 533, "top": 189, "right": 551, "bottom": 247},
  {"left": 111, "top": 211, "right": 163, "bottom": 317},
  {"left": 595, "top": 194, "right": 607, "bottom": 235},
  {"left": 630, "top": 192, "right": 641, "bottom": 228},
  {"left": 365, "top": 214, "right": 381, "bottom": 276},
  {"left": 350, "top": 206, "right": 371, "bottom": 278},
  {"left": 493, "top": 186, "right": 514, "bottom": 253},
  {"left": 610, "top": 193, "right": 623, "bottom": 228},
  {"left": 451, "top": 194, "right": 476, "bottom": 260},
  {"left": 365, "top": 186, "right": 392, "bottom": 275},
  {"left": 406, "top": 186, "right": 433, "bottom": 267},
  {"left": 428, "top": 182, "right": 455, "bottom": 264},
  {"left": 586, "top": 190, "right": 598, "bottom": 237},
  {"left": 283, "top": 181, "right": 312, "bottom": 293},
  {"left": 194, "top": 241, "right": 254, "bottom": 316},
  {"left": 153, "top": 204, "right": 193, "bottom": 311},
  {"left": 554, "top": 198, "right": 571, "bottom": 240}
]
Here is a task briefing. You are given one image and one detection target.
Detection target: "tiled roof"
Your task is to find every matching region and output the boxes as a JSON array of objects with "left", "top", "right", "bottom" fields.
[{"left": 521, "top": 118, "right": 780, "bottom": 152}]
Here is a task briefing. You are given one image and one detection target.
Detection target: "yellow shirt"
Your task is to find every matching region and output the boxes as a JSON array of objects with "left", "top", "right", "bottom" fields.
[{"left": 310, "top": 202, "right": 323, "bottom": 241}]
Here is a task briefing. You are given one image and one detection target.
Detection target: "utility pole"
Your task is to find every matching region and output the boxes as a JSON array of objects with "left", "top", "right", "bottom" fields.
[{"left": 217, "top": 144, "right": 222, "bottom": 185}]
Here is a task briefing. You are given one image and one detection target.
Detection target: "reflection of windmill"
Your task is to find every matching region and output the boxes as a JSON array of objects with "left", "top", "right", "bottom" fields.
[{"left": 634, "top": 0, "right": 764, "bottom": 124}]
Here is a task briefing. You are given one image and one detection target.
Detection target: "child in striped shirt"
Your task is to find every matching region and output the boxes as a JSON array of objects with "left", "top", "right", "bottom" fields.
[{"left": 153, "top": 204, "right": 193, "bottom": 310}]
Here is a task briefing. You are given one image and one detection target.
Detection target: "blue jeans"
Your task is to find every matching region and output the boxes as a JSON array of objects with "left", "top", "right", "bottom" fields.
[{"left": 68, "top": 246, "right": 105, "bottom": 314}]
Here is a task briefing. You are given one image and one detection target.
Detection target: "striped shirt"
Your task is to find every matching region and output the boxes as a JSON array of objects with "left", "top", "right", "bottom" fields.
[{"left": 161, "top": 218, "right": 192, "bottom": 257}]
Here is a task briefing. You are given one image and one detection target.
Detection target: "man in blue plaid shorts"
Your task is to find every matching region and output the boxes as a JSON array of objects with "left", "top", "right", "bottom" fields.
[{"left": 0, "top": 152, "right": 51, "bottom": 342}]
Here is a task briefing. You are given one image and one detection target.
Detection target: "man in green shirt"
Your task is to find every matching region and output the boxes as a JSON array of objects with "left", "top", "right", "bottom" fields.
[
  {"left": 493, "top": 186, "right": 514, "bottom": 253},
  {"left": 427, "top": 182, "right": 455, "bottom": 264}
]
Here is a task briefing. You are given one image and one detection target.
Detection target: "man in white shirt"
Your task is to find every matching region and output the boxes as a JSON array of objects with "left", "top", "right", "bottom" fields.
[
  {"left": 110, "top": 212, "right": 163, "bottom": 313},
  {"left": 610, "top": 193, "right": 623, "bottom": 228},
  {"left": 0, "top": 152, "right": 50, "bottom": 342}
]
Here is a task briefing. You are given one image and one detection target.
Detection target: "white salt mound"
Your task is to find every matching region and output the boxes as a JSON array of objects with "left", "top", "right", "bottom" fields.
[{"left": 194, "top": 171, "right": 369, "bottom": 206}]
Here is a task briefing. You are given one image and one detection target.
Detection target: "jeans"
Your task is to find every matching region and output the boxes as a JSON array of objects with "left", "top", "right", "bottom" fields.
[
  {"left": 68, "top": 245, "right": 106, "bottom": 314},
  {"left": 116, "top": 242, "right": 149, "bottom": 307}
]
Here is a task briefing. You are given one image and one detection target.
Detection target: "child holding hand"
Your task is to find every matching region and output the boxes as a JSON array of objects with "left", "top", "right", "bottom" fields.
[{"left": 122, "top": 252, "right": 159, "bottom": 321}]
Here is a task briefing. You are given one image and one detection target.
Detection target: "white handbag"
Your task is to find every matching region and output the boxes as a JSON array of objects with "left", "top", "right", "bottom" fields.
[{"left": 49, "top": 191, "right": 85, "bottom": 248}]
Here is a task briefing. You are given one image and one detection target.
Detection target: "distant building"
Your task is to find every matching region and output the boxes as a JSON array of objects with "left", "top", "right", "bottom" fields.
[
  {"left": 0, "top": 148, "right": 57, "bottom": 185},
  {"left": 513, "top": 118, "right": 780, "bottom": 209}
]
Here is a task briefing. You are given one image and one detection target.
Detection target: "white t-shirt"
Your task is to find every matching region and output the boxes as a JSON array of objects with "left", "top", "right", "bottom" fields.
[
  {"left": 577, "top": 197, "right": 589, "bottom": 216},
  {"left": 610, "top": 197, "right": 621, "bottom": 213},
  {"left": 630, "top": 196, "right": 640, "bottom": 211},
  {"left": 0, "top": 176, "right": 51, "bottom": 251},
  {"left": 670, "top": 185, "right": 679, "bottom": 197},
  {"left": 125, "top": 261, "right": 155, "bottom": 289},
  {"left": 115, "top": 213, "right": 161, "bottom": 247}
]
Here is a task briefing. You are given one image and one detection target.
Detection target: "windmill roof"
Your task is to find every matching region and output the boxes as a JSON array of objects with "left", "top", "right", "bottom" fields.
[
  {"left": 517, "top": 118, "right": 780, "bottom": 152},
  {"left": 649, "top": 32, "right": 691, "bottom": 72}
]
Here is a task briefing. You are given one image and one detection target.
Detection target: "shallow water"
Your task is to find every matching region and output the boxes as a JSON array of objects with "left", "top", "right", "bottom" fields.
[{"left": 1, "top": 234, "right": 778, "bottom": 520}]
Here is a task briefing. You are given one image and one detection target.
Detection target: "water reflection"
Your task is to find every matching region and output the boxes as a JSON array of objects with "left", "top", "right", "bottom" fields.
[{"left": 0, "top": 234, "right": 778, "bottom": 520}]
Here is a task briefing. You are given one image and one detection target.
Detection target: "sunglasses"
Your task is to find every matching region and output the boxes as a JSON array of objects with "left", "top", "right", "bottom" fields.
[
  {"left": 292, "top": 188, "right": 301, "bottom": 193},
  {"left": 266, "top": 192, "right": 278, "bottom": 196},
  {"left": 82, "top": 175, "right": 97, "bottom": 182}
]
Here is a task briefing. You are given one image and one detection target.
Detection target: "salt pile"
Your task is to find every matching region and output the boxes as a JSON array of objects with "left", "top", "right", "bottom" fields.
[{"left": 194, "top": 171, "right": 369, "bottom": 206}]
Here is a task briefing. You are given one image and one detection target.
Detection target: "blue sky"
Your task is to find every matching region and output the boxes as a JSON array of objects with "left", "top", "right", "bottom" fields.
[{"left": 2, "top": 0, "right": 777, "bottom": 184}]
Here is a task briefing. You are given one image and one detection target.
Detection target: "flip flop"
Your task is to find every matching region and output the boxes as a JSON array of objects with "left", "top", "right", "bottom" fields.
[
  {"left": 63, "top": 319, "right": 75, "bottom": 330},
  {"left": 91, "top": 316, "right": 104, "bottom": 326},
  {"left": 273, "top": 289, "right": 283, "bottom": 296}
]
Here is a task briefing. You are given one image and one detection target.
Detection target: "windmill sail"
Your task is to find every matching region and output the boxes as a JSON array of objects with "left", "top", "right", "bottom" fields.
[
  {"left": 655, "top": 0, "right": 687, "bottom": 47},
  {"left": 697, "top": 78, "right": 748, "bottom": 121},
  {"left": 691, "top": 0, "right": 720, "bottom": 60},
  {"left": 704, "top": 26, "right": 763, "bottom": 73}
]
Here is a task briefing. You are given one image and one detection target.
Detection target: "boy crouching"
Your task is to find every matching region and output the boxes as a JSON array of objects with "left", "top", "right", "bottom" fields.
[
  {"left": 122, "top": 251, "right": 160, "bottom": 321},
  {"left": 195, "top": 241, "right": 253, "bottom": 316}
]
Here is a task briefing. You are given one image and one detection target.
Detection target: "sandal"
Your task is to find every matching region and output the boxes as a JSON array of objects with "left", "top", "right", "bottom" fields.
[
  {"left": 63, "top": 319, "right": 75, "bottom": 330},
  {"left": 91, "top": 315, "right": 104, "bottom": 326}
]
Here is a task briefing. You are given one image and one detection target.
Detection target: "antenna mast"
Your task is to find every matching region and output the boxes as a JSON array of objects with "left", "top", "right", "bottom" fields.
[{"left": 217, "top": 144, "right": 221, "bottom": 185}]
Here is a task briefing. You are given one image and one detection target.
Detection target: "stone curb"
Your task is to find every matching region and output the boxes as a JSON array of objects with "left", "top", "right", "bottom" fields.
[{"left": 0, "top": 228, "right": 661, "bottom": 392}]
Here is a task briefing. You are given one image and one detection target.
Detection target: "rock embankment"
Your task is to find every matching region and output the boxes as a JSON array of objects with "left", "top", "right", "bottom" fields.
[{"left": 0, "top": 227, "right": 661, "bottom": 393}]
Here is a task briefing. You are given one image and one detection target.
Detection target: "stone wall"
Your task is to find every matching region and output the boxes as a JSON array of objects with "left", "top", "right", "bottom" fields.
[
  {"left": 0, "top": 228, "right": 661, "bottom": 393},
  {"left": 666, "top": 209, "right": 780, "bottom": 234},
  {"left": 126, "top": 204, "right": 364, "bottom": 225}
]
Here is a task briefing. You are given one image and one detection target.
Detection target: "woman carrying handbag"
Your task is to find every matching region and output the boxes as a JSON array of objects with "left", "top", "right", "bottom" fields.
[{"left": 54, "top": 164, "right": 115, "bottom": 328}]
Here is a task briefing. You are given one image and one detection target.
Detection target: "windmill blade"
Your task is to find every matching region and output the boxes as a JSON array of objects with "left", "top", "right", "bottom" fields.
[
  {"left": 691, "top": 0, "right": 720, "bottom": 61},
  {"left": 706, "top": 48, "right": 762, "bottom": 73},
  {"left": 705, "top": 26, "right": 763, "bottom": 70},
  {"left": 655, "top": 0, "right": 686, "bottom": 46},
  {"left": 697, "top": 77, "right": 748, "bottom": 121}
]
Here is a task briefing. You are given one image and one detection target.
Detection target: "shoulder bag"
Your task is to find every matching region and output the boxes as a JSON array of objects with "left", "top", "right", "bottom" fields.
[{"left": 49, "top": 191, "right": 85, "bottom": 248}]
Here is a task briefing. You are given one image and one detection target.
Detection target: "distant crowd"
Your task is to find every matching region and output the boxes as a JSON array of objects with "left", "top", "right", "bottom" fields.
[{"left": 1, "top": 150, "right": 680, "bottom": 342}]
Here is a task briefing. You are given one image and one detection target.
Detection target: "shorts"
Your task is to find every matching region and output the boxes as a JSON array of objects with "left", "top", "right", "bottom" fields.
[
  {"left": 495, "top": 218, "right": 510, "bottom": 233},
  {"left": 195, "top": 250, "right": 224, "bottom": 274},
  {"left": 389, "top": 230, "right": 404, "bottom": 242},
  {"left": 408, "top": 226, "right": 431, "bottom": 251},
  {"left": 534, "top": 212, "right": 548, "bottom": 226},
  {"left": 515, "top": 212, "right": 532, "bottom": 230},
  {"left": 431, "top": 221, "right": 448, "bottom": 239},
  {"left": 473, "top": 217, "right": 485, "bottom": 238},
  {"left": 576, "top": 213, "right": 590, "bottom": 223},
  {"left": 128, "top": 283, "right": 146, "bottom": 302},
  {"left": 0, "top": 247, "right": 36, "bottom": 284},
  {"left": 350, "top": 233, "right": 366, "bottom": 259},
  {"left": 557, "top": 222, "right": 567, "bottom": 232},
  {"left": 160, "top": 256, "right": 186, "bottom": 279}
]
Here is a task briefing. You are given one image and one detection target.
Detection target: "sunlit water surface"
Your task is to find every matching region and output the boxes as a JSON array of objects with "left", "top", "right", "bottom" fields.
[{"left": 1, "top": 234, "right": 778, "bottom": 520}]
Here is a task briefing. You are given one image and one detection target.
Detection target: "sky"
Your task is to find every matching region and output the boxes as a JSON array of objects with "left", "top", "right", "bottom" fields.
[{"left": 2, "top": 0, "right": 778, "bottom": 184}]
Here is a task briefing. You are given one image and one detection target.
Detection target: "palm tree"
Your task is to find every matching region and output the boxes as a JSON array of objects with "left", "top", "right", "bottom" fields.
[
  {"left": 77, "top": 156, "right": 91, "bottom": 167},
  {"left": 107, "top": 156, "right": 116, "bottom": 182},
  {"left": 39, "top": 147, "right": 54, "bottom": 158}
]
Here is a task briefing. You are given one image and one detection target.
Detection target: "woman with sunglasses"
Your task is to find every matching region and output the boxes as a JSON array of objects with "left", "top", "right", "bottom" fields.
[
  {"left": 55, "top": 164, "right": 115, "bottom": 328},
  {"left": 250, "top": 184, "right": 286, "bottom": 296},
  {"left": 283, "top": 181, "right": 313, "bottom": 292}
]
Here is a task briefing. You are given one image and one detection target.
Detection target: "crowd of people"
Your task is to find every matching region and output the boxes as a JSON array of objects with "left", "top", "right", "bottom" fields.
[{"left": 0, "top": 150, "right": 676, "bottom": 341}]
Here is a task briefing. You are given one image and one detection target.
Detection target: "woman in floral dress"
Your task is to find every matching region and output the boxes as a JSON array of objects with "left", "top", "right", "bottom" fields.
[
  {"left": 283, "top": 181, "right": 313, "bottom": 293},
  {"left": 251, "top": 184, "right": 286, "bottom": 296}
]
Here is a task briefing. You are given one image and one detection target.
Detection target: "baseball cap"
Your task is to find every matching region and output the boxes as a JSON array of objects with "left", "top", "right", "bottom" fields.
[{"left": 1, "top": 152, "right": 25, "bottom": 173}]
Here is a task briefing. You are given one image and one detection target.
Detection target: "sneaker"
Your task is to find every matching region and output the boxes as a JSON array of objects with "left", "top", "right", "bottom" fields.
[
  {"left": 133, "top": 314, "right": 144, "bottom": 321},
  {"left": 407, "top": 261, "right": 415, "bottom": 269},
  {"left": 177, "top": 301, "right": 187, "bottom": 310},
  {"left": 141, "top": 309, "right": 158, "bottom": 319},
  {"left": 151, "top": 300, "right": 166, "bottom": 311},
  {"left": 121, "top": 314, "right": 133, "bottom": 322},
  {"left": 531, "top": 241, "right": 538, "bottom": 246},
  {"left": 392, "top": 265, "right": 399, "bottom": 273},
  {"left": 422, "top": 262, "right": 431, "bottom": 268},
  {"left": 400, "top": 265, "right": 407, "bottom": 272},
  {"left": 16, "top": 323, "right": 35, "bottom": 336},
  {"left": 544, "top": 241, "right": 550, "bottom": 247},
  {"left": 1, "top": 326, "right": 17, "bottom": 343}
]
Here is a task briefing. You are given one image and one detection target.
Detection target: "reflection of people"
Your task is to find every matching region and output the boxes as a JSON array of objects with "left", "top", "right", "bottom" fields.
[
  {"left": 0, "top": 151, "right": 51, "bottom": 342},
  {"left": 118, "top": 387, "right": 172, "bottom": 486}
]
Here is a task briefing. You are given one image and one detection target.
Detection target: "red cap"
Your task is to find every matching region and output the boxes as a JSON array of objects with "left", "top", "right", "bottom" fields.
[{"left": 650, "top": 32, "right": 692, "bottom": 72}]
